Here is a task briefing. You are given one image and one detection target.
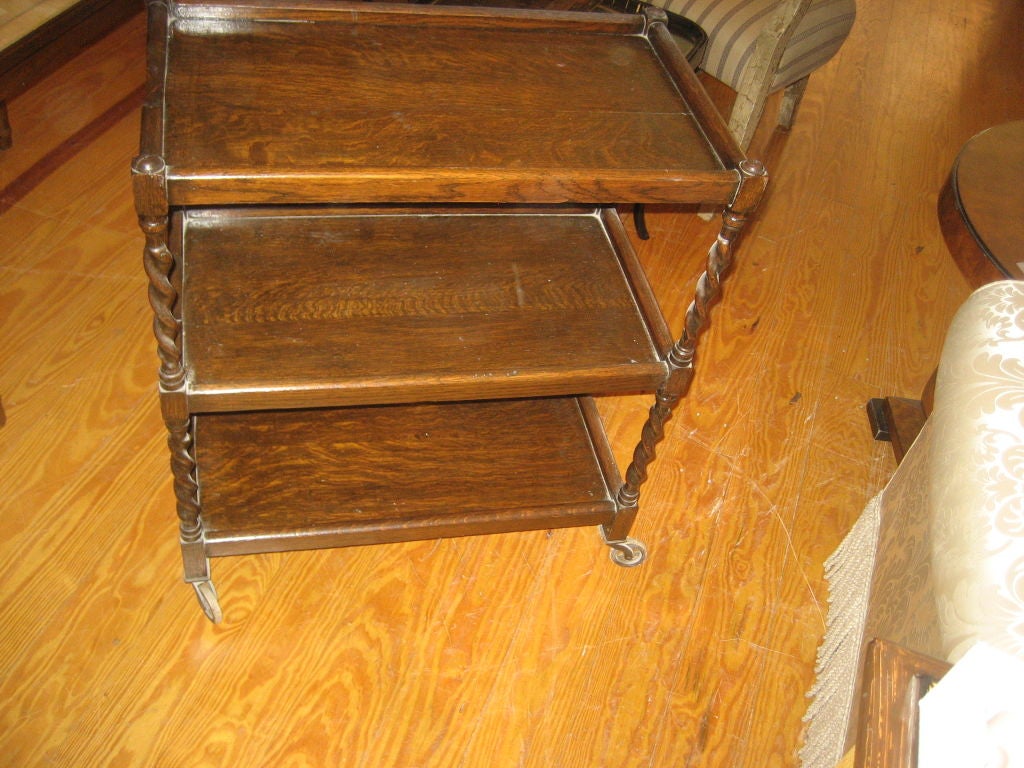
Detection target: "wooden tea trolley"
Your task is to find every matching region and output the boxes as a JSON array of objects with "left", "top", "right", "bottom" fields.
[{"left": 132, "top": 0, "right": 767, "bottom": 622}]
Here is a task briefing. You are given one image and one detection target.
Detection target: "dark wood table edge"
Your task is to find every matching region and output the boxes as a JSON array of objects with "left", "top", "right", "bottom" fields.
[{"left": 938, "top": 156, "right": 1016, "bottom": 287}]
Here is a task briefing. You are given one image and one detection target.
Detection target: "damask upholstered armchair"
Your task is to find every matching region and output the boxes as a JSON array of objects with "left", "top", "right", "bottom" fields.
[
  {"left": 800, "top": 280, "right": 1024, "bottom": 768},
  {"left": 650, "top": 0, "right": 856, "bottom": 148}
]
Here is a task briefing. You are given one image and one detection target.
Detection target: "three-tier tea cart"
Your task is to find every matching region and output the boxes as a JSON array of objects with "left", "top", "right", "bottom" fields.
[{"left": 133, "top": 0, "right": 767, "bottom": 622}]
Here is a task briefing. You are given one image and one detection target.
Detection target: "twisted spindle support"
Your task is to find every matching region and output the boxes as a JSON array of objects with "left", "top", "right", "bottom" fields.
[
  {"left": 133, "top": 154, "right": 184, "bottom": 389},
  {"left": 166, "top": 412, "right": 202, "bottom": 543},
  {"left": 167, "top": 406, "right": 220, "bottom": 622},
  {"left": 133, "top": 154, "right": 219, "bottom": 620},
  {"left": 138, "top": 209, "right": 206, "bottom": 578},
  {"left": 140, "top": 214, "right": 185, "bottom": 390},
  {"left": 604, "top": 161, "right": 768, "bottom": 560}
]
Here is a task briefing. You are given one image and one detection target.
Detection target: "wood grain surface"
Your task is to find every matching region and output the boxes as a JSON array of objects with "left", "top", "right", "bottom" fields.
[
  {"left": 938, "top": 120, "right": 1024, "bottom": 285},
  {"left": 196, "top": 398, "right": 617, "bottom": 554},
  {"left": 149, "top": 1, "right": 736, "bottom": 205},
  {"left": 2, "top": 0, "right": 1022, "bottom": 765},
  {"left": 853, "top": 640, "right": 951, "bottom": 768},
  {"left": 180, "top": 208, "right": 668, "bottom": 410}
]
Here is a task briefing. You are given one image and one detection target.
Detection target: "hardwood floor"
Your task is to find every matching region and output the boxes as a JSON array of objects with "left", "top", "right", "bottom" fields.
[
  {"left": 1, "top": 0, "right": 82, "bottom": 50},
  {"left": 1, "top": 1, "right": 1021, "bottom": 765}
]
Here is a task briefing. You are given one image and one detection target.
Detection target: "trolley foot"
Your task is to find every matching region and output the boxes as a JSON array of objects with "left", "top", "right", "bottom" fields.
[
  {"left": 600, "top": 528, "right": 648, "bottom": 567},
  {"left": 192, "top": 580, "right": 223, "bottom": 623}
]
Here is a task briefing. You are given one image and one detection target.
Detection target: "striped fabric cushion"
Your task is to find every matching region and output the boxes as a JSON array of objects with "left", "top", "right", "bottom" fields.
[{"left": 653, "top": 0, "right": 856, "bottom": 92}]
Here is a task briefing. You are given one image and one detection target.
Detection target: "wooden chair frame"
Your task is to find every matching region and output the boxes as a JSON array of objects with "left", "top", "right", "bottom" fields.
[{"left": 726, "top": 0, "right": 813, "bottom": 149}]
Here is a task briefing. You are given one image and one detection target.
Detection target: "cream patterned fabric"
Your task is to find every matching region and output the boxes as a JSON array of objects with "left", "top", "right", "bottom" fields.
[
  {"left": 930, "top": 280, "right": 1024, "bottom": 663},
  {"left": 654, "top": 0, "right": 856, "bottom": 91},
  {"left": 800, "top": 280, "right": 1024, "bottom": 768},
  {"left": 800, "top": 421, "right": 945, "bottom": 768}
]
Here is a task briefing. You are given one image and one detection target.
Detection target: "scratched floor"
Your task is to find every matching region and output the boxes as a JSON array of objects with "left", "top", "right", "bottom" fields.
[{"left": 2, "top": 0, "right": 1022, "bottom": 765}]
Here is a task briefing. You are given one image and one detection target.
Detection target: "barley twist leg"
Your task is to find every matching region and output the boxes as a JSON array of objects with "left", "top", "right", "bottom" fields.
[
  {"left": 602, "top": 161, "right": 767, "bottom": 562},
  {"left": 167, "top": 404, "right": 220, "bottom": 622},
  {"left": 139, "top": 210, "right": 220, "bottom": 621},
  {"left": 611, "top": 213, "right": 741, "bottom": 516},
  {"left": 140, "top": 215, "right": 184, "bottom": 390},
  {"left": 166, "top": 415, "right": 200, "bottom": 544}
]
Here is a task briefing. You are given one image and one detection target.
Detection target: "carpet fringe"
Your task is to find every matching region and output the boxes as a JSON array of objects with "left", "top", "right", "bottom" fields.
[{"left": 798, "top": 493, "right": 882, "bottom": 768}]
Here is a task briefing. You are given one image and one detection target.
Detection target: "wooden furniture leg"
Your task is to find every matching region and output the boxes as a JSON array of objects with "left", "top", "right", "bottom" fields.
[
  {"left": 633, "top": 204, "right": 650, "bottom": 240},
  {"left": 605, "top": 160, "right": 768, "bottom": 560},
  {"left": 867, "top": 370, "right": 935, "bottom": 464},
  {"left": 866, "top": 397, "right": 927, "bottom": 464},
  {"left": 136, "top": 155, "right": 222, "bottom": 622},
  {"left": 777, "top": 74, "right": 809, "bottom": 130},
  {"left": 853, "top": 639, "right": 950, "bottom": 768}
]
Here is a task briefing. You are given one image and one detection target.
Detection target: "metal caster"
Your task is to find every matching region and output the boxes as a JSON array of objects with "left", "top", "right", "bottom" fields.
[
  {"left": 192, "top": 580, "right": 223, "bottom": 623},
  {"left": 599, "top": 527, "right": 648, "bottom": 567},
  {"left": 608, "top": 537, "right": 647, "bottom": 567}
]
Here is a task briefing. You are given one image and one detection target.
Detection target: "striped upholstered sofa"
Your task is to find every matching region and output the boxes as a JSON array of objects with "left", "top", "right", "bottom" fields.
[{"left": 651, "top": 0, "right": 856, "bottom": 148}]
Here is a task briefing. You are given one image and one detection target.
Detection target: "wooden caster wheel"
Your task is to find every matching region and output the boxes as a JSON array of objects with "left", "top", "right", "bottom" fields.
[{"left": 192, "top": 580, "right": 223, "bottom": 623}]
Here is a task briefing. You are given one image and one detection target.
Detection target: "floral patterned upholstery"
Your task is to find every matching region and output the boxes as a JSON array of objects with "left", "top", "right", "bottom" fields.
[
  {"left": 800, "top": 280, "right": 1024, "bottom": 768},
  {"left": 930, "top": 280, "right": 1024, "bottom": 663}
]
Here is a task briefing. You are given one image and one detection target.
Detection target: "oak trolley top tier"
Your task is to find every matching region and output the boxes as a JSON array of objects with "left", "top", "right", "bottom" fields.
[{"left": 138, "top": 0, "right": 746, "bottom": 206}]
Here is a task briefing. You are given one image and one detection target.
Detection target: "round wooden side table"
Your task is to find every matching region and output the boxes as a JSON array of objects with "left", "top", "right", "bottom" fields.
[
  {"left": 868, "top": 122, "right": 1024, "bottom": 461},
  {"left": 939, "top": 120, "right": 1024, "bottom": 287}
]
